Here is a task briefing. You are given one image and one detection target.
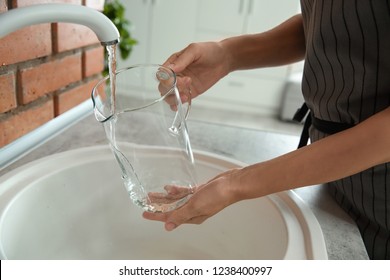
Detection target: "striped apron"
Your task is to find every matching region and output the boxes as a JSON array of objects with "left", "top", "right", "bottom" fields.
[{"left": 299, "top": 0, "right": 390, "bottom": 259}]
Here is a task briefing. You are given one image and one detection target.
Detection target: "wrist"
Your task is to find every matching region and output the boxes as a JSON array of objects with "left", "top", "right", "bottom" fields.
[
  {"left": 223, "top": 166, "right": 264, "bottom": 203},
  {"left": 231, "top": 162, "right": 282, "bottom": 202},
  {"left": 218, "top": 37, "right": 241, "bottom": 73}
]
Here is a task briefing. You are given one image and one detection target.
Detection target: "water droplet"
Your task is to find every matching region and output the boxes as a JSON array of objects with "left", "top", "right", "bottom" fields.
[{"left": 169, "top": 126, "right": 179, "bottom": 135}]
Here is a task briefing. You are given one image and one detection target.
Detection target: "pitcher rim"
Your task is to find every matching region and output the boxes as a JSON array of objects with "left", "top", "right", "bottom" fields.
[{"left": 91, "top": 64, "right": 177, "bottom": 122}]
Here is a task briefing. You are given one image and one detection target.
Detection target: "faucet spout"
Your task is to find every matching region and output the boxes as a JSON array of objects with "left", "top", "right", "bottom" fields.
[{"left": 0, "top": 3, "right": 120, "bottom": 45}]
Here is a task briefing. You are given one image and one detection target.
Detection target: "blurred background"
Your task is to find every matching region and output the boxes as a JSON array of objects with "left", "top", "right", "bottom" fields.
[
  {"left": 0, "top": 0, "right": 304, "bottom": 150},
  {"left": 116, "top": 0, "right": 304, "bottom": 135}
]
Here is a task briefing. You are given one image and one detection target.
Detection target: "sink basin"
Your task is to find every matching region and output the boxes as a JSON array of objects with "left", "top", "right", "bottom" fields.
[{"left": 0, "top": 145, "right": 327, "bottom": 259}]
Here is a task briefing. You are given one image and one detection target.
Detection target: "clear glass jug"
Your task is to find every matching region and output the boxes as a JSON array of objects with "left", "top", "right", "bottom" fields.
[{"left": 92, "top": 64, "right": 198, "bottom": 213}]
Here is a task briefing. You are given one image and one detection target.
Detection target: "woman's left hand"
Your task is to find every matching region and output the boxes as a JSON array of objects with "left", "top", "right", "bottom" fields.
[{"left": 142, "top": 168, "right": 243, "bottom": 231}]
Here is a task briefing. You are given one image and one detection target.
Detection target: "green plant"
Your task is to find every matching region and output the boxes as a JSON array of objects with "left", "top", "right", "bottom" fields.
[{"left": 103, "top": 0, "right": 137, "bottom": 74}]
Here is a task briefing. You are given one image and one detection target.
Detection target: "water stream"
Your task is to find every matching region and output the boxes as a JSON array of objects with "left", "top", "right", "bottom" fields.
[{"left": 106, "top": 44, "right": 117, "bottom": 115}]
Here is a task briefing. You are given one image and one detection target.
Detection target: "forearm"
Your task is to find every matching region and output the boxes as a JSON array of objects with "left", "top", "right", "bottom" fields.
[
  {"left": 220, "top": 14, "right": 306, "bottom": 72},
  {"left": 233, "top": 107, "right": 390, "bottom": 201}
]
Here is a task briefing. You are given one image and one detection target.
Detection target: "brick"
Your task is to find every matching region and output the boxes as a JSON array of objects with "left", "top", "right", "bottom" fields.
[
  {"left": 84, "top": 0, "right": 105, "bottom": 11},
  {"left": 0, "top": 97, "right": 54, "bottom": 147},
  {"left": 0, "top": 72, "right": 17, "bottom": 113},
  {"left": 55, "top": 78, "right": 99, "bottom": 115},
  {"left": 53, "top": 23, "right": 99, "bottom": 53},
  {"left": 18, "top": 53, "right": 82, "bottom": 104},
  {"left": 83, "top": 46, "right": 104, "bottom": 77},
  {"left": 13, "top": 0, "right": 81, "bottom": 7},
  {"left": 0, "top": 24, "right": 51, "bottom": 65},
  {"left": 0, "top": 0, "right": 7, "bottom": 12}
]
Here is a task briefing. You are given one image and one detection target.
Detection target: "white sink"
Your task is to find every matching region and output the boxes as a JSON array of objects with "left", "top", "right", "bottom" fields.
[{"left": 0, "top": 145, "right": 327, "bottom": 259}]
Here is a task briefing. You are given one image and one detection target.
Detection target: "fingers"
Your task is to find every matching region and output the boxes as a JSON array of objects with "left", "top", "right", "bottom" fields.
[
  {"left": 157, "top": 69, "right": 191, "bottom": 96},
  {"left": 176, "top": 75, "right": 192, "bottom": 104},
  {"left": 142, "top": 203, "right": 207, "bottom": 232},
  {"left": 147, "top": 185, "right": 193, "bottom": 205},
  {"left": 142, "top": 209, "right": 183, "bottom": 231},
  {"left": 142, "top": 173, "right": 236, "bottom": 232},
  {"left": 156, "top": 68, "right": 192, "bottom": 112},
  {"left": 142, "top": 211, "right": 168, "bottom": 223},
  {"left": 156, "top": 67, "right": 175, "bottom": 93},
  {"left": 163, "top": 44, "right": 197, "bottom": 73},
  {"left": 142, "top": 185, "right": 204, "bottom": 231},
  {"left": 164, "top": 184, "right": 194, "bottom": 197},
  {"left": 165, "top": 203, "right": 210, "bottom": 228}
]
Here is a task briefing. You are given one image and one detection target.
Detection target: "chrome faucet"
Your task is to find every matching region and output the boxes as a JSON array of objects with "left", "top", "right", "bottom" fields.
[{"left": 0, "top": 3, "right": 120, "bottom": 45}]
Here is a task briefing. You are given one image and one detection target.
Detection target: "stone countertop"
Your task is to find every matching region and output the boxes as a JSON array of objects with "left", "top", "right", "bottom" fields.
[{"left": 0, "top": 114, "right": 369, "bottom": 260}]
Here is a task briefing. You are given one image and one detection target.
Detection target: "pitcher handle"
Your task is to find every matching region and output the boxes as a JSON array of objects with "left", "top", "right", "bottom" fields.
[
  {"left": 174, "top": 72, "right": 192, "bottom": 120},
  {"left": 158, "top": 69, "right": 192, "bottom": 134},
  {"left": 183, "top": 86, "right": 192, "bottom": 120}
]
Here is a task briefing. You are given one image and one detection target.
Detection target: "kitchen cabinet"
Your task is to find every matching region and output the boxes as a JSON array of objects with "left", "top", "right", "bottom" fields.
[
  {"left": 116, "top": 0, "right": 197, "bottom": 90},
  {"left": 197, "top": 0, "right": 298, "bottom": 36},
  {"left": 117, "top": 0, "right": 301, "bottom": 118},
  {"left": 197, "top": 0, "right": 248, "bottom": 35},
  {"left": 118, "top": 0, "right": 197, "bottom": 68},
  {"left": 195, "top": 0, "right": 300, "bottom": 117},
  {"left": 193, "top": 73, "right": 290, "bottom": 116}
]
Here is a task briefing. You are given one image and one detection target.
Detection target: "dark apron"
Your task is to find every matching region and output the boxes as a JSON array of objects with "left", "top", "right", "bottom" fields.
[{"left": 293, "top": 103, "right": 355, "bottom": 148}]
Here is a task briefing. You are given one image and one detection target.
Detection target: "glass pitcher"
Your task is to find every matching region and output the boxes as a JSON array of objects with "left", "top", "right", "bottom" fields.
[{"left": 91, "top": 64, "right": 198, "bottom": 213}]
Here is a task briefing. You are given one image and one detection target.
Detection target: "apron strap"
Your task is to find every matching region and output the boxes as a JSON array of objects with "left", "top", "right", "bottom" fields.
[
  {"left": 293, "top": 103, "right": 355, "bottom": 149},
  {"left": 293, "top": 103, "right": 311, "bottom": 149}
]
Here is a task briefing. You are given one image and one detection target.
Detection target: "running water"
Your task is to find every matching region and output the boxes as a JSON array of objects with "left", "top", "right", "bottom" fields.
[{"left": 106, "top": 44, "right": 117, "bottom": 114}]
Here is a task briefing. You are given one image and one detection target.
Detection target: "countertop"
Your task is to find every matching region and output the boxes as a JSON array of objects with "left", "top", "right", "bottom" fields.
[{"left": 0, "top": 114, "right": 369, "bottom": 260}]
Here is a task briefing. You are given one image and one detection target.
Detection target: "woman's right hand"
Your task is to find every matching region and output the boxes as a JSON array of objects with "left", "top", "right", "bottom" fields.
[{"left": 163, "top": 41, "right": 232, "bottom": 102}]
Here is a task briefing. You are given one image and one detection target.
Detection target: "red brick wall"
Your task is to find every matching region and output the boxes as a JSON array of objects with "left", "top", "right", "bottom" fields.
[{"left": 0, "top": 0, "right": 105, "bottom": 147}]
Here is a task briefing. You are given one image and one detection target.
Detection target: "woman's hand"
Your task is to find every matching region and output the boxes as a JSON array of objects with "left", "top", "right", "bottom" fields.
[
  {"left": 143, "top": 168, "right": 243, "bottom": 231},
  {"left": 163, "top": 41, "right": 232, "bottom": 101},
  {"left": 162, "top": 14, "right": 306, "bottom": 104}
]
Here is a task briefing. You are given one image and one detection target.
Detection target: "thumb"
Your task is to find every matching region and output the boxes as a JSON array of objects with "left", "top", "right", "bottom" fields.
[
  {"left": 165, "top": 222, "right": 177, "bottom": 231},
  {"left": 164, "top": 204, "right": 193, "bottom": 231},
  {"left": 164, "top": 48, "right": 196, "bottom": 73}
]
